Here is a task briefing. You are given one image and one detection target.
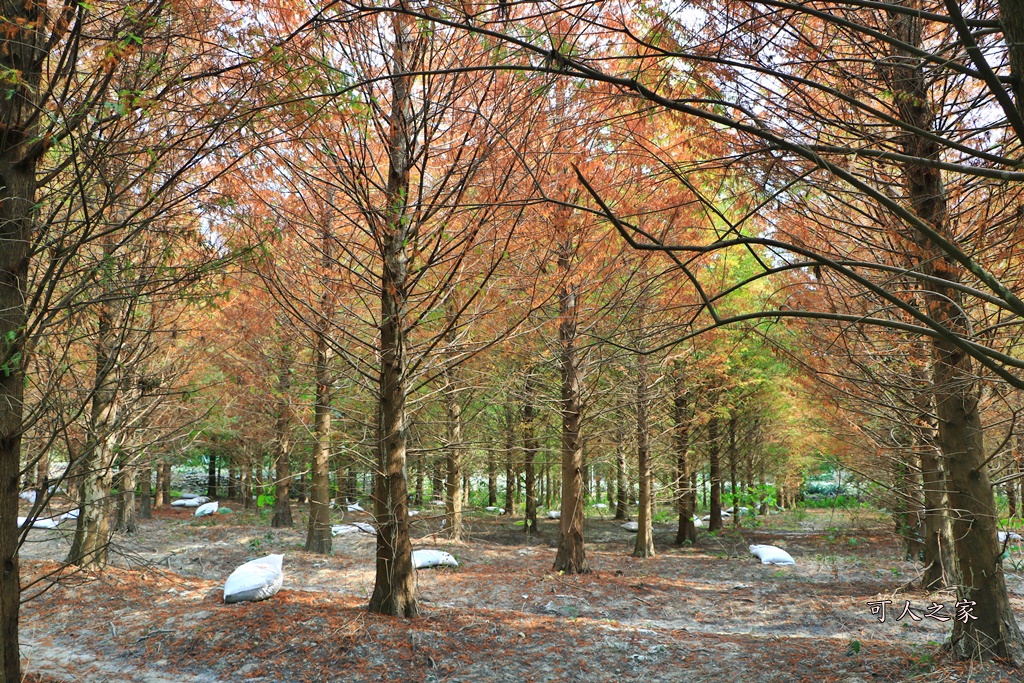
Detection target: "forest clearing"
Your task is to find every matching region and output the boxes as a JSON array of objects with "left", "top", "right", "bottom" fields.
[
  {"left": 6, "top": 1, "right": 1024, "bottom": 682},
  {"left": 16, "top": 502, "right": 1024, "bottom": 682}
]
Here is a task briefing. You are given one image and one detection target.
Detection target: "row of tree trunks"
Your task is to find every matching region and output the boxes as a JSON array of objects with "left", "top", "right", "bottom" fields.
[
  {"left": 522, "top": 373, "right": 539, "bottom": 533},
  {"left": 888, "top": 2, "right": 1023, "bottom": 661}
]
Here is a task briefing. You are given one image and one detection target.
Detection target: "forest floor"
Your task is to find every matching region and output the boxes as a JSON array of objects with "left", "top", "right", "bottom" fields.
[{"left": 16, "top": 501, "right": 1024, "bottom": 683}]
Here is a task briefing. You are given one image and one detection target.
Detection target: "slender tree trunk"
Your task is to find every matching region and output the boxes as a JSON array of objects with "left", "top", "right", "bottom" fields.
[
  {"left": 887, "top": 5, "right": 1023, "bottom": 660},
  {"left": 207, "top": 450, "right": 217, "bottom": 499},
  {"left": 444, "top": 296, "right": 464, "bottom": 540},
  {"left": 673, "top": 377, "right": 697, "bottom": 545},
  {"left": 553, "top": 205, "right": 588, "bottom": 574},
  {"left": 69, "top": 263, "right": 126, "bottom": 568},
  {"left": 305, "top": 327, "right": 333, "bottom": 553},
  {"left": 523, "top": 373, "right": 539, "bottom": 533},
  {"left": 368, "top": 11, "right": 418, "bottom": 617},
  {"left": 487, "top": 447, "right": 497, "bottom": 506},
  {"left": 728, "top": 414, "right": 739, "bottom": 527},
  {"left": 115, "top": 464, "right": 138, "bottom": 534},
  {"left": 708, "top": 417, "right": 722, "bottom": 532},
  {"left": 306, "top": 200, "right": 336, "bottom": 555},
  {"left": 272, "top": 341, "right": 294, "bottom": 529},
  {"left": 614, "top": 428, "right": 629, "bottom": 520},
  {"left": 633, "top": 310, "right": 654, "bottom": 558},
  {"left": 503, "top": 404, "right": 515, "bottom": 515},
  {"left": 139, "top": 466, "right": 152, "bottom": 520}
]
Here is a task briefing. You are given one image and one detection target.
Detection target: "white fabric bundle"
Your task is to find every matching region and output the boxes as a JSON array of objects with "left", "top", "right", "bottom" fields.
[
  {"left": 346, "top": 503, "right": 365, "bottom": 512},
  {"left": 546, "top": 510, "right": 561, "bottom": 520},
  {"left": 412, "top": 549, "right": 459, "bottom": 569},
  {"left": 194, "top": 501, "right": 219, "bottom": 517},
  {"left": 749, "top": 544, "right": 796, "bottom": 565},
  {"left": 224, "top": 554, "right": 285, "bottom": 604},
  {"left": 593, "top": 503, "right": 608, "bottom": 509},
  {"left": 620, "top": 521, "right": 639, "bottom": 531},
  {"left": 331, "top": 522, "right": 376, "bottom": 536},
  {"left": 19, "top": 491, "right": 36, "bottom": 504},
  {"left": 998, "top": 531, "right": 1023, "bottom": 543},
  {"left": 62, "top": 509, "right": 80, "bottom": 521},
  {"left": 172, "top": 496, "right": 210, "bottom": 508},
  {"left": 178, "top": 493, "right": 200, "bottom": 500},
  {"left": 485, "top": 506, "right": 505, "bottom": 513},
  {"left": 692, "top": 516, "right": 706, "bottom": 528},
  {"left": 17, "top": 516, "right": 62, "bottom": 530},
  {"left": 408, "top": 510, "right": 420, "bottom": 516}
]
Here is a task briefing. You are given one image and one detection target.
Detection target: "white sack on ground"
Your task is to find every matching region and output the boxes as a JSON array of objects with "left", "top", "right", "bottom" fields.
[
  {"left": 195, "top": 501, "right": 219, "bottom": 517},
  {"left": 331, "top": 522, "right": 376, "bottom": 536},
  {"left": 999, "top": 531, "right": 1023, "bottom": 543},
  {"left": 485, "top": 507, "right": 505, "bottom": 513},
  {"left": 749, "top": 544, "right": 796, "bottom": 565},
  {"left": 19, "top": 491, "right": 36, "bottom": 504},
  {"left": 224, "top": 554, "right": 285, "bottom": 604},
  {"left": 547, "top": 510, "right": 561, "bottom": 519},
  {"left": 621, "top": 521, "right": 639, "bottom": 531},
  {"left": 346, "top": 503, "right": 365, "bottom": 512},
  {"left": 593, "top": 503, "right": 608, "bottom": 509},
  {"left": 692, "top": 516, "right": 706, "bottom": 528},
  {"left": 408, "top": 510, "right": 420, "bottom": 516},
  {"left": 412, "top": 549, "right": 459, "bottom": 569},
  {"left": 179, "top": 493, "right": 200, "bottom": 499},
  {"left": 62, "top": 509, "right": 80, "bottom": 521},
  {"left": 172, "top": 499, "right": 200, "bottom": 507},
  {"left": 17, "top": 516, "right": 62, "bottom": 530}
]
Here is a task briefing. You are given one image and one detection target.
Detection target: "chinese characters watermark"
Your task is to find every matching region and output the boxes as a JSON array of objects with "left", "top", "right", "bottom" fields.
[{"left": 866, "top": 599, "right": 976, "bottom": 624}]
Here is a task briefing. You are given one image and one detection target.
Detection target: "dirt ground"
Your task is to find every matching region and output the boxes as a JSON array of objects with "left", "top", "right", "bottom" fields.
[{"left": 16, "top": 501, "right": 1024, "bottom": 683}]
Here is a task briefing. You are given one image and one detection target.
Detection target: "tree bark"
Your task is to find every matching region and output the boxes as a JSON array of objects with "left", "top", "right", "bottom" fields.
[
  {"left": 673, "top": 377, "right": 697, "bottom": 545},
  {"left": 888, "top": 4, "right": 1023, "bottom": 660},
  {"left": 523, "top": 373, "right": 539, "bottom": 533},
  {"left": 139, "top": 466, "right": 152, "bottom": 520},
  {"left": 503, "top": 404, "right": 515, "bottom": 515},
  {"left": 272, "top": 341, "right": 294, "bottom": 529},
  {"left": 708, "top": 417, "right": 722, "bottom": 532},
  {"left": 633, "top": 312, "right": 654, "bottom": 558},
  {"left": 444, "top": 298, "right": 464, "bottom": 540},
  {"left": 115, "top": 463, "right": 138, "bottom": 534},
  {"left": 368, "top": 10, "right": 419, "bottom": 617},
  {"left": 614, "top": 427, "right": 629, "bottom": 520},
  {"left": 553, "top": 205, "right": 588, "bottom": 574}
]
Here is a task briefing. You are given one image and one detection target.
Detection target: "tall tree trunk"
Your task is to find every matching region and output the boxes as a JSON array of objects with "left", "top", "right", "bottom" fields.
[
  {"left": 139, "top": 465, "right": 152, "bottom": 520},
  {"left": 305, "top": 329, "right": 333, "bottom": 553},
  {"left": 614, "top": 427, "right": 629, "bottom": 520},
  {"left": 553, "top": 206, "right": 588, "bottom": 574},
  {"left": 368, "top": 10, "right": 418, "bottom": 617},
  {"left": 708, "top": 417, "right": 722, "bottom": 532},
  {"left": 157, "top": 462, "right": 170, "bottom": 508},
  {"left": 673, "top": 376, "right": 697, "bottom": 545},
  {"left": 207, "top": 450, "right": 217, "bottom": 499},
  {"left": 0, "top": 0, "right": 42, "bottom": 673},
  {"left": 523, "top": 373, "right": 539, "bottom": 533},
  {"left": 115, "top": 463, "right": 138, "bottom": 534},
  {"left": 633, "top": 309, "right": 654, "bottom": 558},
  {"left": 728, "top": 414, "right": 739, "bottom": 527},
  {"left": 306, "top": 199, "right": 336, "bottom": 555},
  {"left": 503, "top": 404, "right": 515, "bottom": 515},
  {"left": 487, "top": 446, "right": 497, "bottom": 506},
  {"left": 272, "top": 341, "right": 294, "bottom": 529},
  {"left": 444, "top": 297, "right": 464, "bottom": 540},
  {"left": 888, "top": 4, "right": 1023, "bottom": 660},
  {"left": 69, "top": 260, "right": 125, "bottom": 569}
]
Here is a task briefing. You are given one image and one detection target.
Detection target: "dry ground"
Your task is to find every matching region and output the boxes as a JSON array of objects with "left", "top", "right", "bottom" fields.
[{"left": 15, "top": 501, "right": 1024, "bottom": 683}]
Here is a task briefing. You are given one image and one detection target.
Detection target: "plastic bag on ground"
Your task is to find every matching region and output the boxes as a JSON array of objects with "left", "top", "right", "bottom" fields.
[
  {"left": 19, "top": 491, "right": 36, "bottom": 504},
  {"left": 620, "top": 521, "right": 639, "bottom": 531},
  {"left": 195, "top": 501, "right": 219, "bottom": 517},
  {"left": 18, "top": 516, "right": 62, "bottom": 530},
  {"left": 346, "top": 503, "right": 365, "bottom": 512},
  {"left": 999, "top": 531, "right": 1023, "bottom": 543},
  {"left": 224, "top": 554, "right": 285, "bottom": 604},
  {"left": 484, "top": 506, "right": 505, "bottom": 513},
  {"left": 412, "top": 549, "right": 458, "bottom": 569},
  {"left": 749, "top": 544, "right": 796, "bottom": 565},
  {"left": 546, "top": 510, "right": 561, "bottom": 520},
  {"left": 332, "top": 522, "right": 376, "bottom": 536}
]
